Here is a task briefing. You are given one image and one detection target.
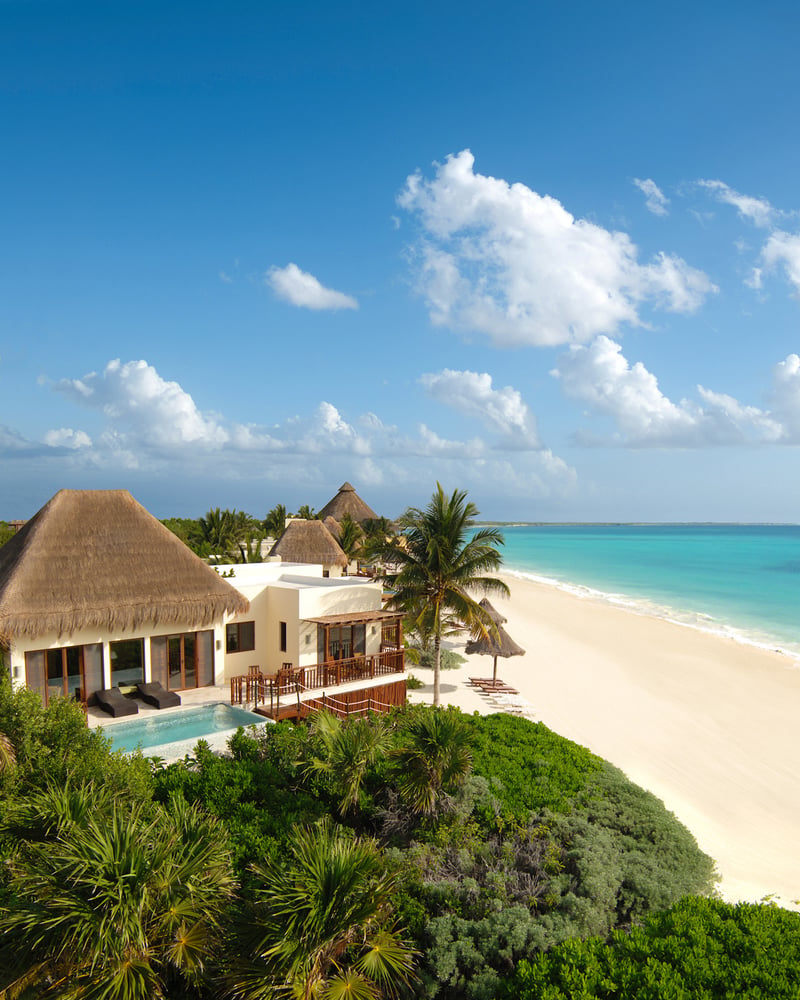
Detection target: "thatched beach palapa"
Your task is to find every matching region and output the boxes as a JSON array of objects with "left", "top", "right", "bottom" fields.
[
  {"left": 476, "top": 597, "right": 507, "bottom": 626},
  {"left": 0, "top": 489, "right": 249, "bottom": 640},
  {"left": 317, "top": 482, "right": 378, "bottom": 525},
  {"left": 269, "top": 519, "right": 348, "bottom": 569},
  {"left": 465, "top": 598, "right": 525, "bottom": 683}
]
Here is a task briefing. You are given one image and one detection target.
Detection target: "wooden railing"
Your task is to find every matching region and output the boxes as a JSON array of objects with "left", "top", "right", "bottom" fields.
[
  {"left": 230, "top": 648, "right": 404, "bottom": 709},
  {"left": 302, "top": 692, "right": 397, "bottom": 719}
]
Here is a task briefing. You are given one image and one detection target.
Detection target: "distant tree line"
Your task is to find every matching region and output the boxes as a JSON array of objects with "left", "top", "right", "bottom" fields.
[{"left": 161, "top": 502, "right": 397, "bottom": 567}]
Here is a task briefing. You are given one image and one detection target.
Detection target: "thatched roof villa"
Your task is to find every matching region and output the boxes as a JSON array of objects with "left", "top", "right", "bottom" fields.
[
  {"left": 0, "top": 489, "right": 248, "bottom": 705},
  {"left": 0, "top": 489, "right": 248, "bottom": 640},
  {"left": 1, "top": 488, "right": 406, "bottom": 719}
]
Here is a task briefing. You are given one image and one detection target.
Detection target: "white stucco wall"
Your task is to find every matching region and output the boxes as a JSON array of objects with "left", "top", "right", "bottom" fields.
[
  {"left": 7, "top": 619, "right": 227, "bottom": 692},
  {"left": 218, "top": 564, "right": 383, "bottom": 677}
]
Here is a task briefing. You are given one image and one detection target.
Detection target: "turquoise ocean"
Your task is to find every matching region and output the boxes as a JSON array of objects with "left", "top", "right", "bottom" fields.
[{"left": 498, "top": 524, "right": 800, "bottom": 660}]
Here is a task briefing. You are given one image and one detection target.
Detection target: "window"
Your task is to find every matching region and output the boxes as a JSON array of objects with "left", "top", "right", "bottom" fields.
[
  {"left": 318, "top": 624, "right": 366, "bottom": 661},
  {"left": 25, "top": 644, "right": 103, "bottom": 705},
  {"left": 280, "top": 621, "right": 287, "bottom": 652},
  {"left": 152, "top": 630, "right": 214, "bottom": 690},
  {"left": 226, "top": 621, "right": 255, "bottom": 653},
  {"left": 110, "top": 638, "right": 144, "bottom": 689}
]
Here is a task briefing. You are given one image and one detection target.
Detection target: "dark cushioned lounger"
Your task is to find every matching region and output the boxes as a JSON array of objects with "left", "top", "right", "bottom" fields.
[
  {"left": 137, "top": 682, "right": 181, "bottom": 709},
  {"left": 96, "top": 687, "right": 139, "bottom": 717}
]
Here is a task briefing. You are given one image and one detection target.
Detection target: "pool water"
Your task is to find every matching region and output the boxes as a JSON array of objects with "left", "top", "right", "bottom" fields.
[{"left": 105, "top": 703, "right": 267, "bottom": 754}]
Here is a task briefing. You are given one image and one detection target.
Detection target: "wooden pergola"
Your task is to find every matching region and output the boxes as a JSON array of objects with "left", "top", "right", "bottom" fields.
[{"left": 303, "top": 609, "right": 403, "bottom": 662}]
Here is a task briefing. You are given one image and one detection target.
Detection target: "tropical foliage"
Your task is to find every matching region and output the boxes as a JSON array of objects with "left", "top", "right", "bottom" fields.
[
  {"left": 227, "top": 818, "right": 416, "bottom": 1000},
  {"left": 0, "top": 662, "right": 776, "bottom": 1000},
  {"left": 336, "top": 512, "right": 364, "bottom": 567},
  {"left": 377, "top": 485, "right": 508, "bottom": 705},
  {"left": 263, "top": 502, "right": 288, "bottom": 540},
  {"left": 0, "top": 786, "right": 236, "bottom": 999},
  {"left": 504, "top": 895, "right": 800, "bottom": 1000},
  {"left": 0, "top": 520, "right": 16, "bottom": 549}
]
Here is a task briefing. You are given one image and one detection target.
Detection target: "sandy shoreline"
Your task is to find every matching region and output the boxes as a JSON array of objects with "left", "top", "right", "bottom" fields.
[{"left": 408, "top": 571, "right": 800, "bottom": 908}]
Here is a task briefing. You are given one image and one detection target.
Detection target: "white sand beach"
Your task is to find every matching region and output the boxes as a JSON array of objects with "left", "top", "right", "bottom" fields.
[{"left": 408, "top": 572, "right": 800, "bottom": 908}]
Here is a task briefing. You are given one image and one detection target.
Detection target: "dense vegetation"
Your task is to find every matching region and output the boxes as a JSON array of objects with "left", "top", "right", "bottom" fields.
[
  {"left": 505, "top": 896, "right": 800, "bottom": 999},
  {"left": 1, "top": 679, "right": 797, "bottom": 999},
  {"left": 160, "top": 502, "right": 393, "bottom": 564}
]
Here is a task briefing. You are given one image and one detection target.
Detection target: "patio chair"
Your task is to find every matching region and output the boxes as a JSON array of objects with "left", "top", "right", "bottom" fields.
[
  {"left": 137, "top": 681, "right": 181, "bottom": 709},
  {"left": 96, "top": 687, "right": 139, "bottom": 717}
]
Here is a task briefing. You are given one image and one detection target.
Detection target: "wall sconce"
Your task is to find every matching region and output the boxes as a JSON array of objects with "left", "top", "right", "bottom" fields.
[
  {"left": 13, "top": 665, "right": 19, "bottom": 679},
  {"left": 306, "top": 634, "right": 312, "bottom": 644},
  {"left": 216, "top": 639, "right": 222, "bottom": 651}
]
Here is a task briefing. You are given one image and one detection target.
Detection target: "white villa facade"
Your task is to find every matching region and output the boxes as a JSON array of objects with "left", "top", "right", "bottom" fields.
[{"left": 1, "top": 489, "right": 405, "bottom": 717}]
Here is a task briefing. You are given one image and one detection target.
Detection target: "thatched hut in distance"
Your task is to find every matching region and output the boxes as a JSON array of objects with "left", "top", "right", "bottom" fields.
[
  {"left": 269, "top": 519, "right": 348, "bottom": 578},
  {"left": 318, "top": 482, "right": 378, "bottom": 525},
  {"left": 0, "top": 489, "right": 248, "bottom": 705}
]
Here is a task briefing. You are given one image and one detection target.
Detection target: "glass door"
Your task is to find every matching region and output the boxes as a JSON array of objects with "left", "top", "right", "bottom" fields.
[
  {"left": 167, "top": 632, "right": 198, "bottom": 690},
  {"left": 45, "top": 647, "right": 84, "bottom": 704}
]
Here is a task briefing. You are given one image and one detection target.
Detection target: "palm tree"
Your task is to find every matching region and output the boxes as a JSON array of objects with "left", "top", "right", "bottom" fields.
[
  {"left": 298, "top": 709, "right": 392, "bottom": 816},
  {"left": 337, "top": 513, "right": 364, "bottom": 571},
  {"left": 391, "top": 708, "right": 473, "bottom": 815},
  {"left": 0, "top": 730, "right": 15, "bottom": 772},
  {"left": 263, "top": 503, "right": 287, "bottom": 540},
  {"left": 199, "top": 506, "right": 235, "bottom": 559},
  {"left": 378, "top": 484, "right": 509, "bottom": 706},
  {"left": 228, "top": 818, "right": 416, "bottom": 1000},
  {"left": 296, "top": 504, "right": 317, "bottom": 520},
  {"left": 0, "top": 784, "right": 236, "bottom": 998}
]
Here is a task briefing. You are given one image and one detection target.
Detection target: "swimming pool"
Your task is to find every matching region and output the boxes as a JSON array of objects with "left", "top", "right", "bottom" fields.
[{"left": 105, "top": 703, "right": 268, "bottom": 757}]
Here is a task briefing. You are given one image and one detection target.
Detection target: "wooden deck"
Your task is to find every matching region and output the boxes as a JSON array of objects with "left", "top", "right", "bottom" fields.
[{"left": 230, "top": 649, "right": 405, "bottom": 720}]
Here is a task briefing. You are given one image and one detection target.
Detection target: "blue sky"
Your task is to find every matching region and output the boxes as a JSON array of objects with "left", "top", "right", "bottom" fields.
[{"left": 3, "top": 1, "right": 800, "bottom": 522}]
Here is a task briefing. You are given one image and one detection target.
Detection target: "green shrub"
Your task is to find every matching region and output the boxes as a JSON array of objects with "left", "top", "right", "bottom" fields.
[
  {"left": 546, "top": 763, "right": 718, "bottom": 927},
  {"left": 410, "top": 646, "right": 467, "bottom": 671},
  {"left": 505, "top": 896, "right": 800, "bottom": 999},
  {"left": 0, "top": 676, "right": 152, "bottom": 801},
  {"left": 468, "top": 713, "right": 603, "bottom": 818}
]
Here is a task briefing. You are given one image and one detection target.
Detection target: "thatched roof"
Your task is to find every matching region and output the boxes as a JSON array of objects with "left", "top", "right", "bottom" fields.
[
  {"left": 318, "top": 482, "right": 378, "bottom": 524},
  {"left": 269, "top": 519, "right": 348, "bottom": 568},
  {"left": 0, "top": 489, "right": 249, "bottom": 640},
  {"left": 322, "top": 515, "right": 341, "bottom": 538},
  {"left": 465, "top": 625, "right": 525, "bottom": 659},
  {"left": 477, "top": 597, "right": 507, "bottom": 625}
]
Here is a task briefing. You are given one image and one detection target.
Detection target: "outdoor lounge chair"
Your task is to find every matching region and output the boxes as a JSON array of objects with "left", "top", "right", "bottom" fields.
[
  {"left": 96, "top": 686, "right": 139, "bottom": 717},
  {"left": 137, "top": 681, "right": 181, "bottom": 709}
]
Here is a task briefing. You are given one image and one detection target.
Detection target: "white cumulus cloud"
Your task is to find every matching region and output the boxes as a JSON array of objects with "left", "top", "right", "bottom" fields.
[
  {"left": 55, "top": 359, "right": 230, "bottom": 449},
  {"left": 265, "top": 263, "right": 358, "bottom": 311},
  {"left": 43, "top": 428, "right": 92, "bottom": 449},
  {"left": 419, "top": 369, "right": 539, "bottom": 444},
  {"left": 398, "top": 150, "right": 715, "bottom": 348},
  {"left": 38, "top": 357, "right": 575, "bottom": 500},
  {"left": 633, "top": 178, "right": 669, "bottom": 216},
  {"left": 553, "top": 336, "right": 783, "bottom": 447},
  {"left": 760, "top": 231, "right": 800, "bottom": 295}
]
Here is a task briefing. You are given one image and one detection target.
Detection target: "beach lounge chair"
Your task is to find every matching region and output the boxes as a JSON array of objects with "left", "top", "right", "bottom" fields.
[
  {"left": 96, "top": 687, "right": 139, "bottom": 717},
  {"left": 137, "top": 681, "right": 181, "bottom": 709}
]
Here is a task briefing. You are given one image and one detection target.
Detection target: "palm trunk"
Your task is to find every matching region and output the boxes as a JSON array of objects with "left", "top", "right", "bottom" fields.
[{"left": 433, "top": 632, "right": 441, "bottom": 707}]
